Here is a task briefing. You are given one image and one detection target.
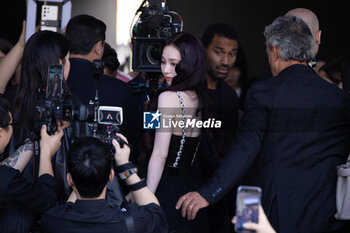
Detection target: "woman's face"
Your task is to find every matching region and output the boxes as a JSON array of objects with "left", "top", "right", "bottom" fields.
[{"left": 161, "top": 45, "right": 181, "bottom": 85}]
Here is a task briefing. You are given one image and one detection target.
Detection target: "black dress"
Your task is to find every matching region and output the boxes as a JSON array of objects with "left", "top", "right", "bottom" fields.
[{"left": 155, "top": 92, "right": 209, "bottom": 233}]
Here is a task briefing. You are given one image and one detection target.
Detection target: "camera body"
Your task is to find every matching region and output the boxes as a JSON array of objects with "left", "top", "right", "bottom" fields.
[
  {"left": 87, "top": 60, "right": 125, "bottom": 150},
  {"left": 94, "top": 124, "right": 125, "bottom": 156},
  {"left": 36, "top": 61, "right": 125, "bottom": 155},
  {"left": 34, "top": 64, "right": 93, "bottom": 135},
  {"left": 131, "top": 0, "right": 183, "bottom": 72},
  {"left": 35, "top": 90, "right": 93, "bottom": 135}
]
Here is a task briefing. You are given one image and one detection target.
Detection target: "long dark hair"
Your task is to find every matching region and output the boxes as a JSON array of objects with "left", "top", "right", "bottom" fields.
[
  {"left": 142, "top": 32, "right": 212, "bottom": 155},
  {"left": 13, "top": 31, "right": 70, "bottom": 147}
]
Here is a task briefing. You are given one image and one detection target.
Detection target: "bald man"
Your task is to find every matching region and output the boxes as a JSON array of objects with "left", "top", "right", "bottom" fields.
[{"left": 286, "top": 8, "right": 322, "bottom": 58}]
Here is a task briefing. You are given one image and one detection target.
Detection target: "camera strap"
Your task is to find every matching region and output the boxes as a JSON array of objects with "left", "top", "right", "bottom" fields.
[
  {"left": 32, "top": 139, "right": 40, "bottom": 182},
  {"left": 121, "top": 207, "right": 135, "bottom": 233}
]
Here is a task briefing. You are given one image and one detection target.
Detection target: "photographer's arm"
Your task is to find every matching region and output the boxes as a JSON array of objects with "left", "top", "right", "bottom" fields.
[
  {"left": 0, "top": 139, "right": 33, "bottom": 172},
  {"left": 125, "top": 173, "right": 159, "bottom": 206},
  {"left": 113, "top": 134, "right": 159, "bottom": 206},
  {"left": 0, "top": 21, "right": 25, "bottom": 93},
  {"left": 0, "top": 140, "right": 33, "bottom": 172},
  {"left": 39, "top": 125, "right": 64, "bottom": 177}
]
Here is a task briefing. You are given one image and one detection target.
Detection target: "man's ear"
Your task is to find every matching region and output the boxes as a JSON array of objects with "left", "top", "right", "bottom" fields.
[
  {"left": 93, "top": 41, "right": 104, "bottom": 58},
  {"left": 272, "top": 46, "right": 279, "bottom": 61},
  {"left": 67, "top": 173, "right": 74, "bottom": 187},
  {"left": 109, "top": 169, "right": 114, "bottom": 183},
  {"left": 315, "top": 30, "right": 321, "bottom": 45}
]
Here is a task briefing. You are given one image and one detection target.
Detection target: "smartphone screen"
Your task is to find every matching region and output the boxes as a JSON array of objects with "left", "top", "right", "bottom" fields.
[
  {"left": 235, "top": 185, "right": 262, "bottom": 232},
  {"left": 47, "top": 64, "right": 63, "bottom": 101}
]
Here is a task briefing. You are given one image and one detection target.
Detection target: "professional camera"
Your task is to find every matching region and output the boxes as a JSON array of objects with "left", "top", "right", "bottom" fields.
[
  {"left": 35, "top": 89, "right": 94, "bottom": 135},
  {"left": 34, "top": 64, "right": 93, "bottom": 135},
  {"left": 131, "top": 0, "right": 183, "bottom": 72},
  {"left": 35, "top": 62, "right": 124, "bottom": 138},
  {"left": 87, "top": 60, "right": 126, "bottom": 150}
]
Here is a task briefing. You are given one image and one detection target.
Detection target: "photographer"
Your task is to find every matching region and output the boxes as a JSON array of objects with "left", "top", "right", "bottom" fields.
[
  {"left": 0, "top": 94, "right": 66, "bottom": 219},
  {"left": 12, "top": 30, "right": 72, "bottom": 200},
  {"left": 41, "top": 134, "right": 168, "bottom": 233},
  {"left": 65, "top": 15, "right": 142, "bottom": 164}
]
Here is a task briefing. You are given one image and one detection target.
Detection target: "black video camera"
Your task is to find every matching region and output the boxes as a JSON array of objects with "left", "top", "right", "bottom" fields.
[
  {"left": 35, "top": 64, "right": 94, "bottom": 135},
  {"left": 88, "top": 60, "right": 127, "bottom": 152},
  {"left": 131, "top": 0, "right": 183, "bottom": 72}
]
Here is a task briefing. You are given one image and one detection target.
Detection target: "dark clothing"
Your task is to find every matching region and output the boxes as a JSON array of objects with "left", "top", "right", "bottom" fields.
[
  {"left": 253, "top": 69, "right": 273, "bottom": 83},
  {"left": 0, "top": 165, "right": 59, "bottom": 218},
  {"left": 156, "top": 135, "right": 209, "bottom": 233},
  {"left": 41, "top": 199, "right": 168, "bottom": 233},
  {"left": 207, "top": 80, "right": 239, "bottom": 141},
  {"left": 198, "top": 80, "right": 239, "bottom": 177},
  {"left": 197, "top": 80, "right": 239, "bottom": 181},
  {"left": 199, "top": 64, "right": 350, "bottom": 233},
  {"left": 4, "top": 83, "right": 17, "bottom": 103},
  {"left": 67, "top": 58, "right": 142, "bottom": 163},
  {"left": 195, "top": 80, "right": 239, "bottom": 233},
  {"left": 127, "top": 73, "right": 148, "bottom": 111}
]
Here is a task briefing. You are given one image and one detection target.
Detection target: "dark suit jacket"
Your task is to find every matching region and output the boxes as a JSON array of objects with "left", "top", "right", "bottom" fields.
[
  {"left": 67, "top": 58, "right": 142, "bottom": 162},
  {"left": 199, "top": 64, "right": 350, "bottom": 233}
]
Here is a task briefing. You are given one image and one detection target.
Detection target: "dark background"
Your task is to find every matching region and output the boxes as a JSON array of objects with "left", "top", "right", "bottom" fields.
[
  {"left": 2, "top": 0, "right": 348, "bottom": 80},
  {"left": 167, "top": 0, "right": 349, "bottom": 79}
]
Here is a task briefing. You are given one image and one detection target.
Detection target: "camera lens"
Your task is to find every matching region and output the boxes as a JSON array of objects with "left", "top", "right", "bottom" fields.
[
  {"left": 77, "top": 104, "right": 94, "bottom": 122},
  {"left": 146, "top": 44, "right": 161, "bottom": 65}
]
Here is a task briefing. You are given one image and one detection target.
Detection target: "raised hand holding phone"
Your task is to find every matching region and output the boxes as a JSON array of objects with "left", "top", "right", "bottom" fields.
[{"left": 235, "top": 185, "right": 261, "bottom": 233}]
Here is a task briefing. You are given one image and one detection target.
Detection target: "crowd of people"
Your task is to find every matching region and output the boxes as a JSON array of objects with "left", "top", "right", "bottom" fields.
[{"left": 0, "top": 5, "right": 349, "bottom": 233}]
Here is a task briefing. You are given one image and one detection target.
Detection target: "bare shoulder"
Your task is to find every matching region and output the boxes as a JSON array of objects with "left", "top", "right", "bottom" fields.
[
  {"left": 158, "top": 91, "right": 179, "bottom": 107},
  {"left": 158, "top": 91, "right": 178, "bottom": 99}
]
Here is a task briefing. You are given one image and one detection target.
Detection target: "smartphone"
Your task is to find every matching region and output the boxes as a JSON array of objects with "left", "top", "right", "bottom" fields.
[
  {"left": 235, "top": 185, "right": 262, "bottom": 233},
  {"left": 41, "top": 5, "right": 60, "bottom": 32},
  {"left": 47, "top": 64, "right": 64, "bottom": 101}
]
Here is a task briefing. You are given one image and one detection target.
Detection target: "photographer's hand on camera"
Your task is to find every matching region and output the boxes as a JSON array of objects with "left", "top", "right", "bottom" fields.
[
  {"left": 112, "top": 133, "right": 130, "bottom": 166},
  {"left": 113, "top": 133, "right": 159, "bottom": 206},
  {"left": 39, "top": 121, "right": 69, "bottom": 177}
]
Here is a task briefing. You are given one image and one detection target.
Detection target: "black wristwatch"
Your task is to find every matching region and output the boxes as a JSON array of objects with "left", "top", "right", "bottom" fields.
[{"left": 119, "top": 167, "right": 138, "bottom": 180}]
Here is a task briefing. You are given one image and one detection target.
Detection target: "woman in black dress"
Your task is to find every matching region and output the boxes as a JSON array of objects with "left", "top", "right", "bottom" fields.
[{"left": 145, "top": 32, "right": 212, "bottom": 233}]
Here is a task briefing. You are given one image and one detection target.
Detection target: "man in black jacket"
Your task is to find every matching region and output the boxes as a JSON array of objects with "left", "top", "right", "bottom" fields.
[
  {"left": 177, "top": 15, "right": 350, "bottom": 233},
  {"left": 196, "top": 22, "right": 240, "bottom": 233},
  {"left": 41, "top": 135, "right": 167, "bottom": 233},
  {"left": 64, "top": 15, "right": 142, "bottom": 163}
]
